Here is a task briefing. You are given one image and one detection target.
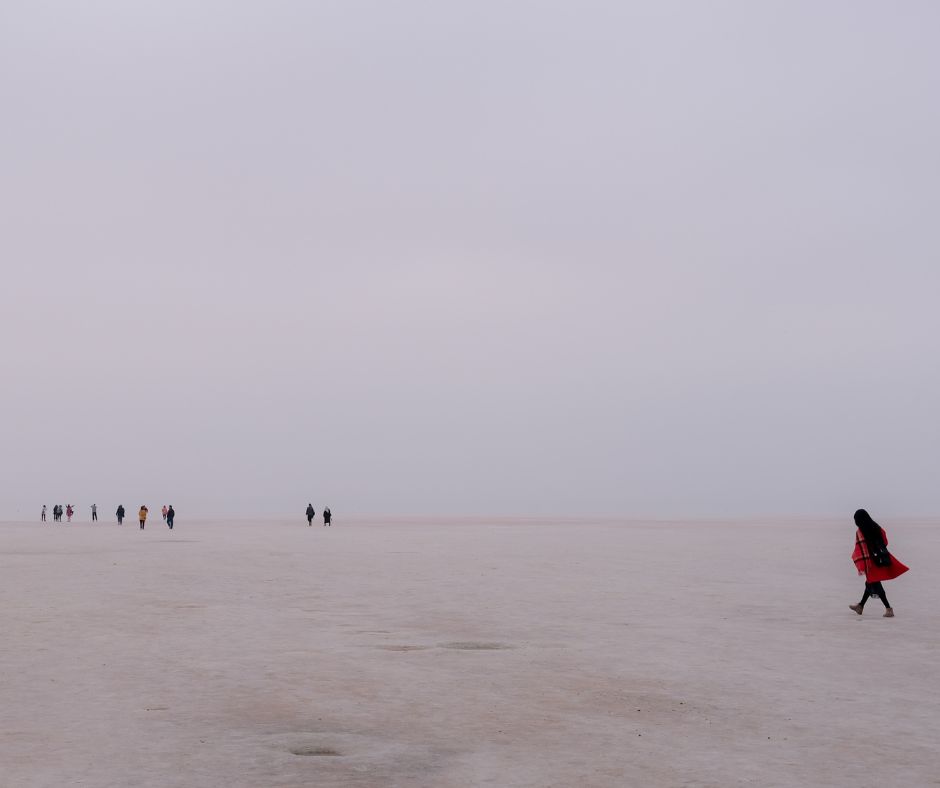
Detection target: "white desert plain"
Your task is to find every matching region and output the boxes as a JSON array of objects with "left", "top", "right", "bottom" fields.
[{"left": 1, "top": 517, "right": 938, "bottom": 788}]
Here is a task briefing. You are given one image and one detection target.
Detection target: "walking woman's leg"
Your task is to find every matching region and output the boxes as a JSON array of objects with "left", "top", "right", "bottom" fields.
[
  {"left": 850, "top": 584, "right": 872, "bottom": 614},
  {"left": 870, "top": 582, "right": 891, "bottom": 609}
]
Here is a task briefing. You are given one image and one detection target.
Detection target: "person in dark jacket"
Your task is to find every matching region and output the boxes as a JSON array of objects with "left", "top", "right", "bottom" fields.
[
  {"left": 166, "top": 505, "right": 175, "bottom": 529},
  {"left": 323, "top": 507, "right": 331, "bottom": 527},
  {"left": 306, "top": 504, "right": 315, "bottom": 526},
  {"left": 850, "top": 509, "right": 910, "bottom": 617},
  {"left": 116, "top": 504, "right": 125, "bottom": 525}
]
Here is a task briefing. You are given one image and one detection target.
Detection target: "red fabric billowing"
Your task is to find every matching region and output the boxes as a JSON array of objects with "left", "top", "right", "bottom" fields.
[{"left": 852, "top": 527, "right": 909, "bottom": 582}]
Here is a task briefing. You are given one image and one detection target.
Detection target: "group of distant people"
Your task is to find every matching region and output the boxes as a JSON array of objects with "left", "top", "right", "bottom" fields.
[
  {"left": 124, "top": 504, "right": 174, "bottom": 530},
  {"left": 43, "top": 504, "right": 76, "bottom": 522},
  {"left": 42, "top": 503, "right": 175, "bottom": 529},
  {"left": 41, "top": 502, "right": 346, "bottom": 530},
  {"left": 305, "top": 504, "right": 332, "bottom": 527}
]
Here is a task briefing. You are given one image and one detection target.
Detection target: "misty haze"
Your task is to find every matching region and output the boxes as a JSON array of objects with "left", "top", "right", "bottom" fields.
[{"left": 3, "top": 2, "right": 937, "bottom": 519}]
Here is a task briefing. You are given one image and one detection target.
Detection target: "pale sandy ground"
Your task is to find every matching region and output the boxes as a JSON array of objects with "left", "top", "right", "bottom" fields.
[{"left": 1, "top": 517, "right": 938, "bottom": 788}]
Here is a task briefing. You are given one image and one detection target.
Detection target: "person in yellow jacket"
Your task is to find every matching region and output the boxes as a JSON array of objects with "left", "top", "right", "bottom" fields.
[{"left": 139, "top": 505, "right": 149, "bottom": 530}]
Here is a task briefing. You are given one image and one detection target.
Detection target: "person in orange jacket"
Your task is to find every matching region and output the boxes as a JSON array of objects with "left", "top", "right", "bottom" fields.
[{"left": 139, "top": 505, "right": 149, "bottom": 530}]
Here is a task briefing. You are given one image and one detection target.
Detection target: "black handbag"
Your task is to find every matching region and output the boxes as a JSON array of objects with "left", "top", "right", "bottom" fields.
[{"left": 870, "top": 546, "right": 892, "bottom": 568}]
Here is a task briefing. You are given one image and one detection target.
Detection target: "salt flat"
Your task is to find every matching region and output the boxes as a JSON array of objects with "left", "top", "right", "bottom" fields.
[{"left": 1, "top": 517, "right": 938, "bottom": 788}]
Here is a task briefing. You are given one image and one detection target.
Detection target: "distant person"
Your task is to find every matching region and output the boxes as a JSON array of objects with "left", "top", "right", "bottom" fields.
[
  {"left": 161, "top": 505, "right": 168, "bottom": 522},
  {"left": 323, "top": 507, "right": 331, "bottom": 527},
  {"left": 166, "top": 505, "right": 175, "bottom": 529},
  {"left": 306, "top": 503, "right": 315, "bottom": 526},
  {"left": 116, "top": 504, "right": 125, "bottom": 525},
  {"left": 56, "top": 504, "right": 62, "bottom": 522},
  {"left": 41, "top": 504, "right": 47, "bottom": 522},
  {"left": 91, "top": 503, "right": 98, "bottom": 522},
  {"left": 139, "top": 505, "right": 149, "bottom": 530},
  {"left": 850, "top": 509, "right": 909, "bottom": 617},
  {"left": 66, "top": 504, "right": 73, "bottom": 523}
]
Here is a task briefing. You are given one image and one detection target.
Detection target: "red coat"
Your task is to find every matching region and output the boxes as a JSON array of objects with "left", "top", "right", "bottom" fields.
[{"left": 852, "top": 527, "right": 909, "bottom": 583}]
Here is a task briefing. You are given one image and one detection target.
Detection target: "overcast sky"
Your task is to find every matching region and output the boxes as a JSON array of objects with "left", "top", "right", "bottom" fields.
[{"left": 1, "top": 1, "right": 938, "bottom": 519}]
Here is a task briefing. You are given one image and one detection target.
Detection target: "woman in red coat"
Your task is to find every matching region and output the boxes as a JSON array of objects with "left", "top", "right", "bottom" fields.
[{"left": 850, "top": 509, "right": 909, "bottom": 617}]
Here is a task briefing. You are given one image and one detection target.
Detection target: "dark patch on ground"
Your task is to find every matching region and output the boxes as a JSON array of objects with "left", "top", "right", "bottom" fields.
[{"left": 290, "top": 746, "right": 342, "bottom": 756}]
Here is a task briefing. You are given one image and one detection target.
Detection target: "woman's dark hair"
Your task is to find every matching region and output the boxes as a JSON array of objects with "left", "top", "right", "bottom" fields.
[{"left": 854, "top": 509, "right": 886, "bottom": 550}]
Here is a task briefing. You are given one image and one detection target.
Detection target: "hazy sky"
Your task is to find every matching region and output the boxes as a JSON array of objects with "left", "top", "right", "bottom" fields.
[{"left": 2, "top": 1, "right": 938, "bottom": 518}]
